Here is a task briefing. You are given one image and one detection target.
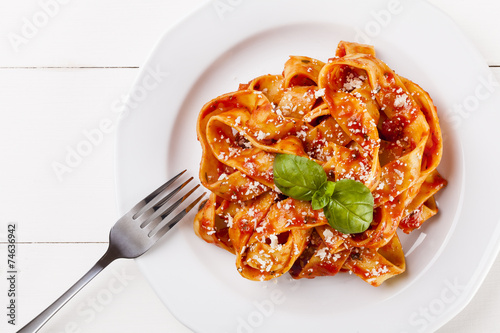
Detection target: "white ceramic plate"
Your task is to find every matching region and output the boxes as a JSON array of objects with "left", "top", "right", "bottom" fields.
[{"left": 115, "top": 0, "right": 500, "bottom": 332}]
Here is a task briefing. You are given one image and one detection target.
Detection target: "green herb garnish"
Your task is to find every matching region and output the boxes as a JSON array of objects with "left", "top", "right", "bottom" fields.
[
  {"left": 273, "top": 154, "right": 374, "bottom": 234},
  {"left": 273, "top": 153, "right": 327, "bottom": 201}
]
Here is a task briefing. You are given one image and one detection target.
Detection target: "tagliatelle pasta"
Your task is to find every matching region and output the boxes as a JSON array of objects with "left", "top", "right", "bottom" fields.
[{"left": 193, "top": 41, "right": 447, "bottom": 286}]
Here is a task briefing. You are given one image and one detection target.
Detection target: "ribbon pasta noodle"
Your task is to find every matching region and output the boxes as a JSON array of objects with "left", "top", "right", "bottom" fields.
[{"left": 194, "top": 41, "right": 447, "bottom": 286}]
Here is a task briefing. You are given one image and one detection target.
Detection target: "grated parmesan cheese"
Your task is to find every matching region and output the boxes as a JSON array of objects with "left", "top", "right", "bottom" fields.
[{"left": 315, "top": 88, "right": 326, "bottom": 98}]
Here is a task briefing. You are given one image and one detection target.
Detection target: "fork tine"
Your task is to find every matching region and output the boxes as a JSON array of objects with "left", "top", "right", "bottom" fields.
[
  {"left": 146, "top": 184, "right": 201, "bottom": 228},
  {"left": 154, "top": 177, "right": 194, "bottom": 208},
  {"left": 16, "top": 170, "right": 203, "bottom": 333},
  {"left": 144, "top": 169, "right": 186, "bottom": 202},
  {"left": 133, "top": 171, "right": 190, "bottom": 220},
  {"left": 144, "top": 184, "right": 200, "bottom": 233},
  {"left": 138, "top": 177, "right": 193, "bottom": 224},
  {"left": 148, "top": 191, "right": 206, "bottom": 240}
]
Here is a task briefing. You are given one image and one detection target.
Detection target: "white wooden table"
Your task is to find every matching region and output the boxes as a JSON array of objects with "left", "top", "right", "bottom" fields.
[{"left": 1, "top": 1, "right": 499, "bottom": 332}]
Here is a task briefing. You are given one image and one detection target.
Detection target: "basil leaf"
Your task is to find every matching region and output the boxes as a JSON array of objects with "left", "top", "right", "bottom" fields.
[
  {"left": 324, "top": 179, "right": 374, "bottom": 234},
  {"left": 273, "top": 154, "right": 326, "bottom": 201},
  {"left": 311, "top": 181, "right": 336, "bottom": 210},
  {"left": 273, "top": 154, "right": 374, "bottom": 235}
]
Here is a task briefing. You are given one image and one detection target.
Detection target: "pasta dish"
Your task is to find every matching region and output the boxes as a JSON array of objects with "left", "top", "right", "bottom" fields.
[{"left": 193, "top": 41, "right": 446, "bottom": 286}]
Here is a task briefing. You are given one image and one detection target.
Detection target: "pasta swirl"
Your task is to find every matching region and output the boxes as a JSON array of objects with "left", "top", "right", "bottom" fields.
[{"left": 194, "top": 41, "right": 446, "bottom": 286}]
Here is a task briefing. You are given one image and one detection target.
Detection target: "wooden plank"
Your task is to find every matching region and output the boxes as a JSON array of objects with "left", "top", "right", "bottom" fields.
[
  {"left": 0, "top": 68, "right": 138, "bottom": 242},
  {"left": 0, "top": 242, "right": 190, "bottom": 333},
  {"left": 2, "top": 65, "right": 500, "bottom": 243},
  {"left": 2, "top": 232, "right": 500, "bottom": 333},
  {"left": 0, "top": 0, "right": 208, "bottom": 67},
  {"left": 0, "top": 0, "right": 499, "bottom": 67}
]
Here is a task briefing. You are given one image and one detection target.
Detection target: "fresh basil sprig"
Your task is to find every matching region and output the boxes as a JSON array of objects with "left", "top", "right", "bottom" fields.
[
  {"left": 311, "top": 181, "right": 335, "bottom": 210},
  {"left": 273, "top": 154, "right": 374, "bottom": 234},
  {"left": 324, "top": 179, "right": 374, "bottom": 234},
  {"left": 273, "top": 153, "right": 326, "bottom": 201}
]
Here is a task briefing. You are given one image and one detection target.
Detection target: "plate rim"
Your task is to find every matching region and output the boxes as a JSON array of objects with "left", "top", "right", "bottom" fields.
[{"left": 114, "top": 0, "right": 500, "bottom": 332}]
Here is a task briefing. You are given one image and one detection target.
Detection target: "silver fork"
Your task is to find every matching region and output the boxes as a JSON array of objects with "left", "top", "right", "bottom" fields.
[{"left": 17, "top": 170, "right": 205, "bottom": 333}]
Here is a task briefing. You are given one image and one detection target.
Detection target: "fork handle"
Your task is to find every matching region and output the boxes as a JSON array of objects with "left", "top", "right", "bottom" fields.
[{"left": 17, "top": 249, "right": 117, "bottom": 333}]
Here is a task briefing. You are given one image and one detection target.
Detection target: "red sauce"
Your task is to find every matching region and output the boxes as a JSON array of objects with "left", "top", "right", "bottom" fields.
[
  {"left": 379, "top": 114, "right": 409, "bottom": 142},
  {"left": 289, "top": 75, "right": 316, "bottom": 87},
  {"left": 399, "top": 205, "right": 423, "bottom": 234},
  {"left": 422, "top": 132, "right": 441, "bottom": 170}
]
